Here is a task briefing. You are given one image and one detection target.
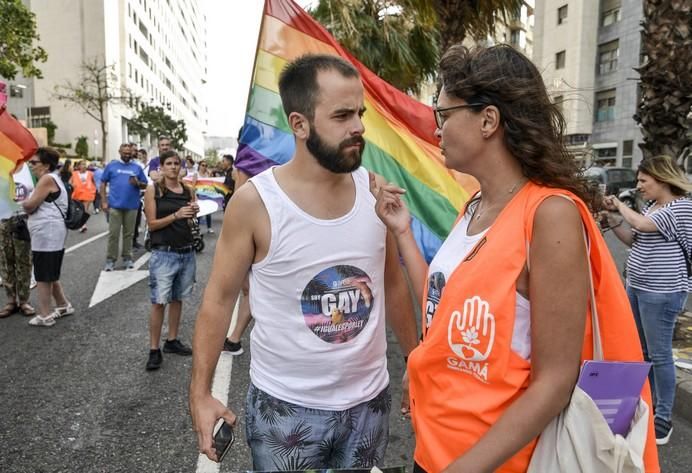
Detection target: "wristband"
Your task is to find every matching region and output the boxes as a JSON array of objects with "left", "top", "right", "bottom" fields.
[{"left": 173, "top": 211, "right": 178, "bottom": 220}]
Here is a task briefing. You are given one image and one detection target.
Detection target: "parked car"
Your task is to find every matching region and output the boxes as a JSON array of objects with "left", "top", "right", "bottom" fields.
[{"left": 584, "top": 166, "right": 637, "bottom": 196}]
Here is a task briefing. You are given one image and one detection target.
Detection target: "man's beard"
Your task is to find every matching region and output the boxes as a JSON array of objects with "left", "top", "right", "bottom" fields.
[{"left": 306, "top": 124, "right": 365, "bottom": 174}]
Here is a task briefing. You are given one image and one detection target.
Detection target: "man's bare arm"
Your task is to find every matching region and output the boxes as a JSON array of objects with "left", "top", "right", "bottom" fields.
[{"left": 189, "top": 184, "right": 261, "bottom": 461}]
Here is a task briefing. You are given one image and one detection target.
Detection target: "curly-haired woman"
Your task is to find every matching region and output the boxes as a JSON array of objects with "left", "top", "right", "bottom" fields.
[{"left": 375, "top": 45, "right": 659, "bottom": 472}]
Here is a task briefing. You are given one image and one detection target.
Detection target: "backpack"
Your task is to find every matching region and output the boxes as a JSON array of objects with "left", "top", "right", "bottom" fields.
[{"left": 54, "top": 182, "right": 90, "bottom": 230}]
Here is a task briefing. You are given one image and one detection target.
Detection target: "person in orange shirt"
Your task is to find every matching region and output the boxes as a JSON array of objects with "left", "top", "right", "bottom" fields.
[
  {"left": 374, "top": 45, "right": 659, "bottom": 473},
  {"left": 70, "top": 160, "right": 97, "bottom": 233}
]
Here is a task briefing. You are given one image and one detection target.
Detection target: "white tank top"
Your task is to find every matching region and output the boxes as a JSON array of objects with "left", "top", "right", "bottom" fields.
[
  {"left": 426, "top": 201, "right": 532, "bottom": 360},
  {"left": 27, "top": 173, "right": 68, "bottom": 252},
  {"left": 248, "top": 167, "right": 389, "bottom": 409}
]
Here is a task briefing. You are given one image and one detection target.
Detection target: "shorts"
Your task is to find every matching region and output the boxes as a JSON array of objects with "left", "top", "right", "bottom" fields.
[
  {"left": 245, "top": 383, "right": 390, "bottom": 469},
  {"left": 148, "top": 249, "right": 196, "bottom": 304},
  {"left": 32, "top": 250, "right": 65, "bottom": 283}
]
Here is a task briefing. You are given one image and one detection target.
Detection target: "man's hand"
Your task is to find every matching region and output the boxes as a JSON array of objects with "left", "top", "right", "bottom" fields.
[
  {"left": 101, "top": 200, "right": 109, "bottom": 212},
  {"left": 190, "top": 394, "right": 237, "bottom": 462}
]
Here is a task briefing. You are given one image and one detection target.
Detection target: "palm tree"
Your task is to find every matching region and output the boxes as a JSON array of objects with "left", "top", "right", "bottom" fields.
[
  {"left": 634, "top": 0, "right": 692, "bottom": 161},
  {"left": 432, "top": 0, "right": 523, "bottom": 53},
  {"left": 310, "top": 0, "right": 524, "bottom": 93},
  {"left": 310, "top": 0, "right": 439, "bottom": 93}
]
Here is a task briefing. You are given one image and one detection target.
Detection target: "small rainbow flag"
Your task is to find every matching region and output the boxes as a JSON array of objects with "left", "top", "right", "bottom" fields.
[
  {"left": 182, "top": 176, "right": 230, "bottom": 208},
  {"left": 0, "top": 104, "right": 38, "bottom": 219},
  {"left": 235, "top": 0, "right": 478, "bottom": 262}
]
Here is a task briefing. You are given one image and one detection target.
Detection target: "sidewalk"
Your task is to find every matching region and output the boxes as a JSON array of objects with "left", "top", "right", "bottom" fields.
[{"left": 674, "top": 309, "right": 692, "bottom": 424}]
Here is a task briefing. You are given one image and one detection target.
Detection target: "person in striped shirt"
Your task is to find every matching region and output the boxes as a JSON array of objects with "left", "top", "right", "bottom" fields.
[{"left": 604, "top": 154, "right": 692, "bottom": 445}]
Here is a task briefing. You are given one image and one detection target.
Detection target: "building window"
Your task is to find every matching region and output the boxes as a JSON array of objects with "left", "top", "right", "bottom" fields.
[
  {"left": 556, "top": 50, "right": 566, "bottom": 69},
  {"left": 595, "top": 147, "right": 617, "bottom": 167},
  {"left": 601, "top": 0, "right": 621, "bottom": 26},
  {"left": 622, "top": 139, "right": 633, "bottom": 168},
  {"left": 28, "top": 106, "right": 51, "bottom": 128},
  {"left": 9, "top": 84, "right": 24, "bottom": 98},
  {"left": 557, "top": 5, "right": 568, "bottom": 24},
  {"left": 598, "top": 40, "right": 619, "bottom": 75},
  {"left": 595, "top": 89, "right": 616, "bottom": 122}
]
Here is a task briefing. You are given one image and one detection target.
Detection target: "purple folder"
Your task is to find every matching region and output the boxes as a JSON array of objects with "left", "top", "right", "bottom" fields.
[{"left": 577, "top": 360, "right": 652, "bottom": 436}]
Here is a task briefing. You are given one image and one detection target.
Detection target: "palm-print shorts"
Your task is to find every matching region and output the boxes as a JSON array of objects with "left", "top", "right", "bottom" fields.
[{"left": 245, "top": 383, "right": 391, "bottom": 470}]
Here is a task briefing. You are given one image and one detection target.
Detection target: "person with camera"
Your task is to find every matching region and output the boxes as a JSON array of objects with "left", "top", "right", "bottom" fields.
[
  {"left": 603, "top": 154, "right": 692, "bottom": 445},
  {"left": 143, "top": 150, "right": 198, "bottom": 371},
  {"left": 21, "top": 147, "right": 74, "bottom": 327}
]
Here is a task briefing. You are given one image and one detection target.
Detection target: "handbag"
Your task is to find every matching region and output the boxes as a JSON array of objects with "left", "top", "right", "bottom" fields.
[
  {"left": 527, "top": 235, "right": 649, "bottom": 473},
  {"left": 9, "top": 215, "right": 30, "bottom": 242}
]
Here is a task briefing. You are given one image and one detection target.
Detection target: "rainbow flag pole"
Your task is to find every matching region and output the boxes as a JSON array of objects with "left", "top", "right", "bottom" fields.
[{"left": 235, "top": 0, "right": 479, "bottom": 262}]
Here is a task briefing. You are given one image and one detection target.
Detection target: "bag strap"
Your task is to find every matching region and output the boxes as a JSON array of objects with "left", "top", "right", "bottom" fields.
[
  {"left": 674, "top": 238, "right": 692, "bottom": 277},
  {"left": 53, "top": 201, "right": 66, "bottom": 220},
  {"left": 583, "top": 228, "right": 604, "bottom": 361}
]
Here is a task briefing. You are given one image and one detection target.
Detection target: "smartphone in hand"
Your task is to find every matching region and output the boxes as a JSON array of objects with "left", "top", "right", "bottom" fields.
[{"left": 213, "top": 420, "right": 235, "bottom": 462}]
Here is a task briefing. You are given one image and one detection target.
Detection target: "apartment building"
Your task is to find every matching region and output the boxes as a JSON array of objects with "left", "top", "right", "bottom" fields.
[
  {"left": 3, "top": 0, "right": 207, "bottom": 159},
  {"left": 534, "top": 0, "right": 643, "bottom": 168}
]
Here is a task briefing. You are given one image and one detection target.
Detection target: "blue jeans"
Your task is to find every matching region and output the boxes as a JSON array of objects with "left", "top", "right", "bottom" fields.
[
  {"left": 245, "top": 383, "right": 390, "bottom": 470},
  {"left": 627, "top": 286, "right": 688, "bottom": 421},
  {"left": 148, "top": 249, "right": 196, "bottom": 304}
]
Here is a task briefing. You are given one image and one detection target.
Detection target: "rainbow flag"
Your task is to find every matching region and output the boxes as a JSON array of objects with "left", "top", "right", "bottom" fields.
[
  {"left": 0, "top": 104, "right": 38, "bottom": 219},
  {"left": 182, "top": 176, "right": 230, "bottom": 208},
  {"left": 236, "top": 0, "right": 478, "bottom": 262}
]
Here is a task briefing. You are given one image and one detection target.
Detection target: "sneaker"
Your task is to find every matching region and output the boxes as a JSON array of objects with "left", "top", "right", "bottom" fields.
[
  {"left": 163, "top": 339, "right": 192, "bottom": 356},
  {"left": 145, "top": 349, "right": 163, "bottom": 371},
  {"left": 104, "top": 260, "right": 115, "bottom": 272},
  {"left": 223, "top": 339, "right": 244, "bottom": 355},
  {"left": 207, "top": 228, "right": 214, "bottom": 234},
  {"left": 655, "top": 417, "right": 673, "bottom": 445},
  {"left": 123, "top": 259, "right": 135, "bottom": 270},
  {"left": 54, "top": 303, "right": 75, "bottom": 319},
  {"left": 28, "top": 313, "right": 56, "bottom": 327}
]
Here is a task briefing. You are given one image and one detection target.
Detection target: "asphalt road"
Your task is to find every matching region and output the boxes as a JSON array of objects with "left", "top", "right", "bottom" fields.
[{"left": 0, "top": 212, "right": 689, "bottom": 472}]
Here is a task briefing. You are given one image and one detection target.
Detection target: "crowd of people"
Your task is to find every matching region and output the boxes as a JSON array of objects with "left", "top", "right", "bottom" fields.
[{"left": 1, "top": 44, "right": 690, "bottom": 472}]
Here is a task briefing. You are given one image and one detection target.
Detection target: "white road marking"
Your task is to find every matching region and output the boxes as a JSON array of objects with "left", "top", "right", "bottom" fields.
[
  {"left": 88, "top": 253, "right": 152, "bottom": 308},
  {"left": 65, "top": 231, "right": 109, "bottom": 254},
  {"left": 195, "top": 299, "right": 240, "bottom": 473}
]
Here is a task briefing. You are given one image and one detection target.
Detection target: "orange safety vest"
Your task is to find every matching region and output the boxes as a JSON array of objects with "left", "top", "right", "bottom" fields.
[
  {"left": 70, "top": 170, "right": 96, "bottom": 202},
  {"left": 409, "top": 182, "right": 659, "bottom": 473}
]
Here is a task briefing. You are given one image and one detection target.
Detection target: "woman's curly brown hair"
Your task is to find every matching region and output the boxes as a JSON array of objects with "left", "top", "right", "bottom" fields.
[{"left": 439, "top": 44, "right": 599, "bottom": 211}]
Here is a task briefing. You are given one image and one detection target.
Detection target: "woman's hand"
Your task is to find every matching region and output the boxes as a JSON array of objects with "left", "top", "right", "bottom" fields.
[
  {"left": 602, "top": 195, "right": 621, "bottom": 212},
  {"left": 176, "top": 203, "right": 198, "bottom": 219},
  {"left": 374, "top": 183, "right": 411, "bottom": 236}
]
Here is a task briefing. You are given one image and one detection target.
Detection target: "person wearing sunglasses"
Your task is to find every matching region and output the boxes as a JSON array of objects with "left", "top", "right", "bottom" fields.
[
  {"left": 21, "top": 147, "right": 74, "bottom": 327},
  {"left": 374, "top": 45, "right": 659, "bottom": 473}
]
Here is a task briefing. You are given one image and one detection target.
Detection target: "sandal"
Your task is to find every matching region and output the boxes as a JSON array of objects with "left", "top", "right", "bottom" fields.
[
  {"left": 18, "top": 302, "right": 36, "bottom": 316},
  {"left": 28, "top": 313, "right": 56, "bottom": 327},
  {"left": 0, "top": 302, "right": 18, "bottom": 318}
]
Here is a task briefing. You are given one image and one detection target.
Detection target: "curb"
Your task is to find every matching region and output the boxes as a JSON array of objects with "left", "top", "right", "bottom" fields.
[{"left": 675, "top": 368, "right": 692, "bottom": 425}]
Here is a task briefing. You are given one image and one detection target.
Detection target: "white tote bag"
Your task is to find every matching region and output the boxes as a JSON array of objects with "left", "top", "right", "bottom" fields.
[{"left": 527, "top": 245, "right": 650, "bottom": 473}]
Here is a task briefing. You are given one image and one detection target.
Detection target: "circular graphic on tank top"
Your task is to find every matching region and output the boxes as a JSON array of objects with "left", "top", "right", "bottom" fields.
[
  {"left": 425, "top": 271, "right": 446, "bottom": 329},
  {"left": 301, "top": 265, "right": 374, "bottom": 344}
]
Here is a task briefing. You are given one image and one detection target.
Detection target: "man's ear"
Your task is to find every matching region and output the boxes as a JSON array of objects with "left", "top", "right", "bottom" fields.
[
  {"left": 480, "top": 105, "right": 501, "bottom": 139},
  {"left": 289, "top": 112, "right": 309, "bottom": 140}
]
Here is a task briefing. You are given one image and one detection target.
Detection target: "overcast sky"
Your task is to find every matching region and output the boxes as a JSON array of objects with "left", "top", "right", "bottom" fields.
[{"left": 203, "top": 0, "right": 315, "bottom": 138}]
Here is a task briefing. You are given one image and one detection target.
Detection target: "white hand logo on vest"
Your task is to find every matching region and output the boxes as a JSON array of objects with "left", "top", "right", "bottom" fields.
[
  {"left": 447, "top": 295, "right": 495, "bottom": 382},
  {"left": 301, "top": 265, "right": 373, "bottom": 344}
]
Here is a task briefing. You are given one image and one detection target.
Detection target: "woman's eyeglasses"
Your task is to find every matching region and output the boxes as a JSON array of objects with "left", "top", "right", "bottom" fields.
[
  {"left": 433, "top": 103, "right": 484, "bottom": 129},
  {"left": 28, "top": 160, "right": 41, "bottom": 165}
]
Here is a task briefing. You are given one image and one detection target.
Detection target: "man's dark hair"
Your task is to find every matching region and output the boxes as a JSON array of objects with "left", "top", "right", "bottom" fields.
[
  {"left": 138, "top": 148, "right": 147, "bottom": 155},
  {"left": 35, "top": 147, "right": 60, "bottom": 171},
  {"left": 278, "top": 54, "right": 359, "bottom": 120},
  {"left": 222, "top": 154, "right": 234, "bottom": 163}
]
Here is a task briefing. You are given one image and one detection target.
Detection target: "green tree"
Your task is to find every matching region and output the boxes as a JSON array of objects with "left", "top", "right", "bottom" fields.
[
  {"left": 310, "top": 0, "right": 522, "bottom": 93},
  {"left": 45, "top": 120, "right": 57, "bottom": 144},
  {"left": 53, "top": 58, "right": 132, "bottom": 159},
  {"left": 75, "top": 136, "right": 89, "bottom": 158},
  {"left": 0, "top": 0, "right": 47, "bottom": 79},
  {"left": 635, "top": 0, "right": 692, "bottom": 161},
  {"left": 310, "top": 0, "right": 439, "bottom": 93},
  {"left": 432, "top": 0, "right": 523, "bottom": 53},
  {"left": 128, "top": 104, "right": 188, "bottom": 151}
]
